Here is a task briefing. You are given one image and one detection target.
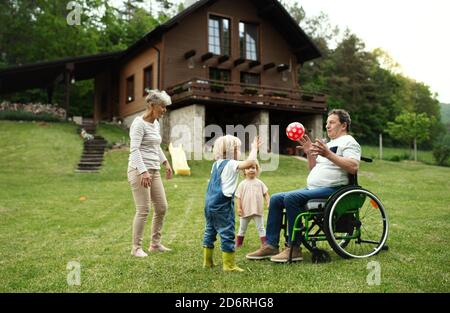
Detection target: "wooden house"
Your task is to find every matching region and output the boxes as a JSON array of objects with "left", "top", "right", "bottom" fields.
[{"left": 0, "top": 0, "right": 326, "bottom": 155}]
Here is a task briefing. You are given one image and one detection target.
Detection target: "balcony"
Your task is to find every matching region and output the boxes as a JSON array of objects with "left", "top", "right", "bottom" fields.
[{"left": 165, "top": 78, "right": 327, "bottom": 113}]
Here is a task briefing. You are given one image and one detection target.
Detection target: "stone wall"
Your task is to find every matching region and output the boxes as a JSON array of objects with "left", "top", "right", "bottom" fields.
[
  {"left": 249, "top": 109, "right": 270, "bottom": 152},
  {"left": 169, "top": 104, "right": 205, "bottom": 159}
]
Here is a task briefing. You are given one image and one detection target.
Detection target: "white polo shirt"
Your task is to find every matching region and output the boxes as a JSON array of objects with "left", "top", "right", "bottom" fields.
[{"left": 307, "top": 135, "right": 361, "bottom": 189}]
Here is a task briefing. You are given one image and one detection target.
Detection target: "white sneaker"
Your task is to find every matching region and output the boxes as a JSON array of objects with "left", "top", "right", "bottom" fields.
[
  {"left": 131, "top": 248, "right": 148, "bottom": 257},
  {"left": 149, "top": 244, "right": 172, "bottom": 252}
]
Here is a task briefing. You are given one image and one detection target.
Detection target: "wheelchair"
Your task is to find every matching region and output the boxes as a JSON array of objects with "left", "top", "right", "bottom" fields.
[{"left": 282, "top": 157, "right": 389, "bottom": 263}]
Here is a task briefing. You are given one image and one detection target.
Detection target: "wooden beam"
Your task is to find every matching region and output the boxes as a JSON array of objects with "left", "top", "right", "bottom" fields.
[
  {"left": 277, "top": 64, "right": 289, "bottom": 72},
  {"left": 64, "top": 70, "right": 70, "bottom": 119},
  {"left": 257, "top": 3, "right": 276, "bottom": 17},
  {"left": 46, "top": 86, "right": 54, "bottom": 104},
  {"left": 248, "top": 60, "right": 261, "bottom": 69},
  {"left": 201, "top": 52, "right": 214, "bottom": 62},
  {"left": 218, "top": 55, "right": 230, "bottom": 64},
  {"left": 292, "top": 46, "right": 310, "bottom": 54},
  {"left": 263, "top": 62, "right": 275, "bottom": 70},
  {"left": 233, "top": 57, "right": 246, "bottom": 67},
  {"left": 184, "top": 49, "right": 196, "bottom": 59}
]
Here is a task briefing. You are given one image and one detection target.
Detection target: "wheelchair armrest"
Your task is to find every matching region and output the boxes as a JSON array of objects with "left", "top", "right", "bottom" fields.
[{"left": 305, "top": 199, "right": 328, "bottom": 211}]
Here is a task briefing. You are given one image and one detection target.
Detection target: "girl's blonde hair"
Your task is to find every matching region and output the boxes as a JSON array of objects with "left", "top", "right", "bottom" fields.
[
  {"left": 145, "top": 89, "right": 172, "bottom": 108},
  {"left": 212, "top": 135, "right": 241, "bottom": 160},
  {"left": 243, "top": 159, "right": 261, "bottom": 177}
]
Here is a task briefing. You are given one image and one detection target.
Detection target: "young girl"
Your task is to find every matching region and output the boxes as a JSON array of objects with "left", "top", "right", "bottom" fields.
[
  {"left": 202, "top": 135, "right": 260, "bottom": 272},
  {"left": 235, "top": 161, "right": 270, "bottom": 248}
]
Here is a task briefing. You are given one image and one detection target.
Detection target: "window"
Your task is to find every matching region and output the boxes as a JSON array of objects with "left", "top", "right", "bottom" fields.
[
  {"left": 209, "top": 68, "right": 231, "bottom": 81},
  {"left": 126, "top": 75, "right": 134, "bottom": 103},
  {"left": 208, "top": 15, "right": 230, "bottom": 55},
  {"left": 143, "top": 65, "right": 153, "bottom": 95},
  {"left": 240, "top": 72, "right": 260, "bottom": 85},
  {"left": 239, "top": 22, "right": 258, "bottom": 60}
]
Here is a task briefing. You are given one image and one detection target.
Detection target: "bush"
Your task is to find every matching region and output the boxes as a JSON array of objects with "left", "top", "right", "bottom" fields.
[
  {"left": 242, "top": 87, "right": 258, "bottom": 95},
  {"left": 389, "top": 152, "right": 411, "bottom": 162},
  {"left": 433, "top": 133, "right": 450, "bottom": 166},
  {"left": 0, "top": 110, "right": 62, "bottom": 122}
]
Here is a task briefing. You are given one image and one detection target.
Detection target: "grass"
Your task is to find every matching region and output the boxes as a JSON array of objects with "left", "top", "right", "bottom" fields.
[
  {"left": 0, "top": 120, "right": 449, "bottom": 292},
  {"left": 361, "top": 145, "right": 436, "bottom": 165},
  {"left": 96, "top": 122, "right": 130, "bottom": 145}
]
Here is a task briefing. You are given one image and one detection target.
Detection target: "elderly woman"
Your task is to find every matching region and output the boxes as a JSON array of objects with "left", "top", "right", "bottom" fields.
[{"left": 127, "top": 89, "right": 173, "bottom": 257}]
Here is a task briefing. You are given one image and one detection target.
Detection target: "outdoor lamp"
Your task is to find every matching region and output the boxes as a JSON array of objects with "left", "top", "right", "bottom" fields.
[
  {"left": 184, "top": 49, "right": 196, "bottom": 69},
  {"left": 277, "top": 64, "right": 289, "bottom": 82},
  {"left": 187, "top": 56, "right": 195, "bottom": 69}
]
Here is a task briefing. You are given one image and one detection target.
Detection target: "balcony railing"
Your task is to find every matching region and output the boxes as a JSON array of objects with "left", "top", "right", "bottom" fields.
[{"left": 165, "top": 78, "right": 327, "bottom": 112}]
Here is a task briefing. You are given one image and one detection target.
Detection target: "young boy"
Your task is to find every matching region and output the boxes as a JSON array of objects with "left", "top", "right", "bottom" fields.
[{"left": 203, "top": 135, "right": 260, "bottom": 272}]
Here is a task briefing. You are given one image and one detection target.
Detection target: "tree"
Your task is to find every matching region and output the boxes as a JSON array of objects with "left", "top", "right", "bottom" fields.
[
  {"left": 433, "top": 133, "right": 450, "bottom": 166},
  {"left": 387, "top": 112, "right": 434, "bottom": 161}
]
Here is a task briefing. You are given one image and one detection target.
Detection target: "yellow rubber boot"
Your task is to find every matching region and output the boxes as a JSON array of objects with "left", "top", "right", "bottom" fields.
[
  {"left": 203, "top": 247, "right": 215, "bottom": 268},
  {"left": 222, "top": 251, "right": 244, "bottom": 272}
]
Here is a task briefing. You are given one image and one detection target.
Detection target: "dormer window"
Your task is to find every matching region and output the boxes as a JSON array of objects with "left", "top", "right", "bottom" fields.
[
  {"left": 239, "top": 22, "right": 259, "bottom": 61},
  {"left": 208, "top": 15, "right": 230, "bottom": 56}
]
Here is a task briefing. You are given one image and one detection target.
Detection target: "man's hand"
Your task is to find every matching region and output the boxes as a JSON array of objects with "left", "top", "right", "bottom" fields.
[
  {"left": 310, "top": 139, "right": 332, "bottom": 158},
  {"left": 237, "top": 208, "right": 243, "bottom": 217},
  {"left": 140, "top": 171, "right": 152, "bottom": 188},
  {"left": 296, "top": 134, "right": 313, "bottom": 154}
]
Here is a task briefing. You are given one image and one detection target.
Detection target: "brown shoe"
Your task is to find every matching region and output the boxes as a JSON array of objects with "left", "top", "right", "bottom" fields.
[
  {"left": 270, "top": 246, "right": 303, "bottom": 263},
  {"left": 246, "top": 244, "right": 279, "bottom": 260}
]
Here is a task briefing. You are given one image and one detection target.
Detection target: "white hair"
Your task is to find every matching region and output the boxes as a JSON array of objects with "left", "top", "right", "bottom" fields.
[
  {"left": 145, "top": 89, "right": 172, "bottom": 107},
  {"left": 213, "top": 135, "right": 241, "bottom": 160}
]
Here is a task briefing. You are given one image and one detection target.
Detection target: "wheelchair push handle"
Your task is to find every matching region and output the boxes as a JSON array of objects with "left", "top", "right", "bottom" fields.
[{"left": 361, "top": 156, "right": 373, "bottom": 163}]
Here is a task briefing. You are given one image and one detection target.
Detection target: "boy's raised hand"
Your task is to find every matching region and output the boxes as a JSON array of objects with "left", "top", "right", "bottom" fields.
[{"left": 251, "top": 135, "right": 262, "bottom": 150}]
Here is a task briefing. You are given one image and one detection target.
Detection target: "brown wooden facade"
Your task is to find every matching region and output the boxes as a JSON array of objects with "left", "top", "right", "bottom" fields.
[
  {"left": 93, "top": 0, "right": 326, "bottom": 123},
  {"left": 0, "top": 0, "right": 327, "bottom": 154}
]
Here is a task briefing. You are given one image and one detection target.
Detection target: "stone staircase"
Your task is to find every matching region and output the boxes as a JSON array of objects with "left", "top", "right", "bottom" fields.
[{"left": 76, "top": 119, "right": 107, "bottom": 173}]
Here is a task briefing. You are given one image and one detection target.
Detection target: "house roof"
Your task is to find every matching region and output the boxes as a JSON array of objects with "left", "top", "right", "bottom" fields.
[
  {"left": 0, "top": 0, "right": 320, "bottom": 94},
  {"left": 0, "top": 51, "right": 123, "bottom": 94}
]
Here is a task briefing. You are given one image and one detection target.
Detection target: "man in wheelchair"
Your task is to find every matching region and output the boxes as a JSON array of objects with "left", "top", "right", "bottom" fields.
[{"left": 246, "top": 109, "right": 361, "bottom": 263}]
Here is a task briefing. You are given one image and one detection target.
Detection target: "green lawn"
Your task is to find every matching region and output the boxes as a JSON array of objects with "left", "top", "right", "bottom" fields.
[
  {"left": 0, "top": 120, "right": 449, "bottom": 292},
  {"left": 361, "top": 145, "right": 435, "bottom": 165}
]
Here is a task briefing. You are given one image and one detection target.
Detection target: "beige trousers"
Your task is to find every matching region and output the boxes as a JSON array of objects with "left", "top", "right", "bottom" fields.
[{"left": 128, "top": 167, "right": 168, "bottom": 253}]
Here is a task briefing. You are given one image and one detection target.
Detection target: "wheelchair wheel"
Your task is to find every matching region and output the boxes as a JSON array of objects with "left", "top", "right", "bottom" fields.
[{"left": 324, "top": 188, "right": 388, "bottom": 259}]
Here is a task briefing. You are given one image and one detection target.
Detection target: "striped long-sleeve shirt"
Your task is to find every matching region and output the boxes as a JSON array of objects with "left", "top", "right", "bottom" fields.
[{"left": 128, "top": 116, "right": 167, "bottom": 174}]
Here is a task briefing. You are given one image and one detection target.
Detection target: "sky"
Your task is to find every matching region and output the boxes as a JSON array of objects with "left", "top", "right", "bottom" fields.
[
  {"left": 292, "top": 0, "right": 450, "bottom": 104},
  {"left": 118, "top": 0, "right": 450, "bottom": 103}
]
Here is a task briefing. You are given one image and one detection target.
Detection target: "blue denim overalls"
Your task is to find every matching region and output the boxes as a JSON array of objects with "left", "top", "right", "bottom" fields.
[{"left": 202, "top": 160, "right": 236, "bottom": 252}]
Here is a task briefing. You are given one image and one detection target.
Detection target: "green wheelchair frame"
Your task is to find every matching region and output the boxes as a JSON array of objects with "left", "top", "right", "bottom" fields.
[{"left": 284, "top": 157, "right": 389, "bottom": 263}]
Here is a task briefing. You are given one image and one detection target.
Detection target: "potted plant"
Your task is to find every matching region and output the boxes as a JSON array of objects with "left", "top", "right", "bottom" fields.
[{"left": 242, "top": 87, "right": 258, "bottom": 95}]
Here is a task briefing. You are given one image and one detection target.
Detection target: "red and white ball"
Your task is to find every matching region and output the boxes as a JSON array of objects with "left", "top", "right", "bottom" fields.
[{"left": 286, "top": 122, "right": 305, "bottom": 141}]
